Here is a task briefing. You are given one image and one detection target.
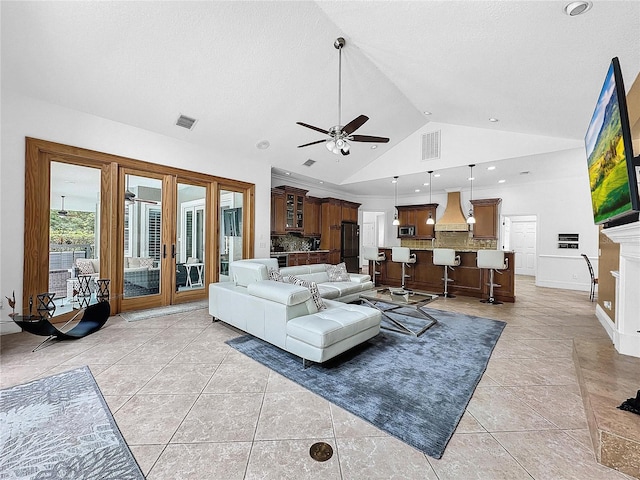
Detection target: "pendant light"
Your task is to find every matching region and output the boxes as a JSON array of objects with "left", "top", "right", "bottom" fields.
[
  {"left": 392, "top": 176, "right": 400, "bottom": 226},
  {"left": 467, "top": 164, "right": 476, "bottom": 224},
  {"left": 58, "top": 195, "right": 68, "bottom": 217},
  {"left": 426, "top": 171, "right": 435, "bottom": 225}
]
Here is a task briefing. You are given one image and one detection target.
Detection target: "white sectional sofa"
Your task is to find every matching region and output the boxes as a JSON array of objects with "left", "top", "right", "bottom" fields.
[{"left": 208, "top": 259, "right": 381, "bottom": 366}]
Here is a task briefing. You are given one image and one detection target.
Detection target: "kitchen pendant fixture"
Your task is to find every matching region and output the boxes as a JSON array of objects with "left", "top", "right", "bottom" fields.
[
  {"left": 392, "top": 176, "right": 400, "bottom": 226},
  {"left": 467, "top": 164, "right": 476, "bottom": 225},
  {"left": 426, "top": 171, "right": 435, "bottom": 225},
  {"left": 58, "top": 195, "right": 68, "bottom": 217}
]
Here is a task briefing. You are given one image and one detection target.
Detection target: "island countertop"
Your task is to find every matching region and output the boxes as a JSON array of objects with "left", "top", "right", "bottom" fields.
[{"left": 371, "top": 248, "right": 515, "bottom": 302}]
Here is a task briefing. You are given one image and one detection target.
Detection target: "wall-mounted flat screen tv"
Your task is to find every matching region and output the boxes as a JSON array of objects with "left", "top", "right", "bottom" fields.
[{"left": 585, "top": 57, "right": 639, "bottom": 226}]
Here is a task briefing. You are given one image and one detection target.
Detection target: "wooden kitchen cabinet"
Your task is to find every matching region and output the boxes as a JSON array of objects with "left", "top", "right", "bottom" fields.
[
  {"left": 303, "top": 196, "right": 322, "bottom": 237},
  {"left": 396, "top": 204, "right": 438, "bottom": 239},
  {"left": 320, "top": 197, "right": 361, "bottom": 265},
  {"left": 272, "top": 186, "right": 308, "bottom": 233},
  {"left": 288, "top": 251, "right": 330, "bottom": 266},
  {"left": 270, "top": 188, "right": 286, "bottom": 235},
  {"left": 341, "top": 201, "right": 360, "bottom": 223},
  {"left": 471, "top": 198, "right": 501, "bottom": 239}
]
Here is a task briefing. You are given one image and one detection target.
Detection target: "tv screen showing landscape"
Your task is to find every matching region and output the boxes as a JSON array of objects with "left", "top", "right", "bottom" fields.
[{"left": 585, "top": 58, "right": 636, "bottom": 225}]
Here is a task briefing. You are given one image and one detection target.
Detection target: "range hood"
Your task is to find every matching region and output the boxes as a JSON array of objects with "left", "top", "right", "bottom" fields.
[{"left": 434, "top": 191, "right": 469, "bottom": 232}]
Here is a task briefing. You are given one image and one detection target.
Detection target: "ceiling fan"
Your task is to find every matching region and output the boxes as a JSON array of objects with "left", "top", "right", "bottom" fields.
[
  {"left": 125, "top": 176, "right": 158, "bottom": 205},
  {"left": 296, "top": 37, "right": 389, "bottom": 156}
]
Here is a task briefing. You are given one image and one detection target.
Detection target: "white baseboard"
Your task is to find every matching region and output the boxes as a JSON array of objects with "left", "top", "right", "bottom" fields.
[
  {"left": 536, "top": 279, "right": 590, "bottom": 291},
  {"left": 595, "top": 304, "right": 640, "bottom": 358}
]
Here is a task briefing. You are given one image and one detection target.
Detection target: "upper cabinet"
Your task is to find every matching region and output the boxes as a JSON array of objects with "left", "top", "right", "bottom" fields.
[
  {"left": 271, "top": 186, "right": 308, "bottom": 233},
  {"left": 270, "top": 188, "right": 286, "bottom": 235},
  {"left": 396, "top": 204, "right": 438, "bottom": 239},
  {"left": 303, "top": 196, "right": 322, "bottom": 237},
  {"left": 471, "top": 198, "right": 502, "bottom": 239},
  {"left": 341, "top": 201, "right": 360, "bottom": 223}
]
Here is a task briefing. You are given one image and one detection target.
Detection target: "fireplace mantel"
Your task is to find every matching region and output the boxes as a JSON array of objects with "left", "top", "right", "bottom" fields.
[{"left": 600, "top": 221, "right": 640, "bottom": 358}]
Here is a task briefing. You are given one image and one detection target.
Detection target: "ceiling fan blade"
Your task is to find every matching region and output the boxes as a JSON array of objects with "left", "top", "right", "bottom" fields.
[
  {"left": 350, "top": 135, "right": 390, "bottom": 143},
  {"left": 342, "top": 115, "right": 369, "bottom": 135},
  {"left": 297, "top": 139, "right": 327, "bottom": 148},
  {"left": 296, "top": 122, "right": 329, "bottom": 135},
  {"left": 341, "top": 148, "right": 350, "bottom": 156}
]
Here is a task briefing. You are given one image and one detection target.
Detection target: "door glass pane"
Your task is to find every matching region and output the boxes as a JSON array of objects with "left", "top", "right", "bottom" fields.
[
  {"left": 123, "top": 174, "right": 162, "bottom": 298},
  {"left": 220, "top": 189, "right": 243, "bottom": 282},
  {"left": 176, "top": 182, "right": 206, "bottom": 291},
  {"left": 49, "top": 162, "right": 101, "bottom": 308}
]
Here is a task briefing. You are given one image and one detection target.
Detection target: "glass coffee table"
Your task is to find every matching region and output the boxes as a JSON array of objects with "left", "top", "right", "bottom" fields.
[{"left": 360, "top": 288, "right": 439, "bottom": 337}]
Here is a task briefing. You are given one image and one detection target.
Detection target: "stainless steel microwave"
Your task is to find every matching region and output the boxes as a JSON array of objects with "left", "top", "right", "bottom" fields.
[{"left": 398, "top": 225, "right": 415, "bottom": 236}]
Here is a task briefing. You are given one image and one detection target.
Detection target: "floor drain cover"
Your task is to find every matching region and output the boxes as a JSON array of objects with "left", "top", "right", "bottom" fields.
[{"left": 309, "top": 442, "right": 333, "bottom": 462}]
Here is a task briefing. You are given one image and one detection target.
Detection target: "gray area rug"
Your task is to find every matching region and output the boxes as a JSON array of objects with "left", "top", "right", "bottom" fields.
[
  {"left": 120, "top": 299, "right": 207, "bottom": 322},
  {"left": 227, "top": 307, "right": 506, "bottom": 459},
  {"left": 0, "top": 366, "right": 144, "bottom": 480}
]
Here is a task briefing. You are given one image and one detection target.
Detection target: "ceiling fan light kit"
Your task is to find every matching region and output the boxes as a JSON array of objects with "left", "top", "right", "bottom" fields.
[{"left": 296, "top": 37, "right": 389, "bottom": 157}]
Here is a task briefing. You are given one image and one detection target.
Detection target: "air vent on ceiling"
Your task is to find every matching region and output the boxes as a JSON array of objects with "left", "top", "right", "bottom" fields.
[
  {"left": 303, "top": 159, "right": 316, "bottom": 167},
  {"left": 422, "top": 130, "right": 441, "bottom": 161},
  {"left": 176, "top": 115, "right": 197, "bottom": 130}
]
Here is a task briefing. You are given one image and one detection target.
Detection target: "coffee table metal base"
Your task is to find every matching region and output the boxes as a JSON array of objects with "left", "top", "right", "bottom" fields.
[{"left": 360, "top": 297, "right": 438, "bottom": 337}]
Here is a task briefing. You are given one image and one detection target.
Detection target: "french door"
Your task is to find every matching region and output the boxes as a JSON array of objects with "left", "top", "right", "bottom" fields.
[{"left": 119, "top": 171, "right": 211, "bottom": 311}]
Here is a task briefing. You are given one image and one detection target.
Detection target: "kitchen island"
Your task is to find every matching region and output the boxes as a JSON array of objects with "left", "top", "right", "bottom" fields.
[{"left": 371, "top": 248, "right": 515, "bottom": 303}]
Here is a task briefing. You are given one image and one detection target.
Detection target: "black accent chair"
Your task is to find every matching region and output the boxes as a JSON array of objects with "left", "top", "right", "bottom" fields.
[{"left": 581, "top": 254, "right": 598, "bottom": 302}]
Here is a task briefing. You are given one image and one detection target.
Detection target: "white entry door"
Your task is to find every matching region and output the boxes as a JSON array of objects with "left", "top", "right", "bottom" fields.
[{"left": 510, "top": 218, "right": 537, "bottom": 276}]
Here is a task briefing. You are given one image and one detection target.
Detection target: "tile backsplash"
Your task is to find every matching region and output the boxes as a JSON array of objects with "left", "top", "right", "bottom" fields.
[
  {"left": 402, "top": 232, "right": 497, "bottom": 250},
  {"left": 271, "top": 234, "right": 312, "bottom": 252}
]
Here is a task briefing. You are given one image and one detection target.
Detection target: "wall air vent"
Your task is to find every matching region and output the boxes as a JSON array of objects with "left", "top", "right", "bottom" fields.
[
  {"left": 303, "top": 159, "right": 316, "bottom": 167},
  {"left": 422, "top": 130, "right": 441, "bottom": 161},
  {"left": 176, "top": 115, "right": 197, "bottom": 130}
]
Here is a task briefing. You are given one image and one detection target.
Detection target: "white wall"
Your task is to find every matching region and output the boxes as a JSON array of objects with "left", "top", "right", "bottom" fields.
[
  {"left": 0, "top": 91, "right": 272, "bottom": 333},
  {"left": 357, "top": 147, "right": 600, "bottom": 292}
]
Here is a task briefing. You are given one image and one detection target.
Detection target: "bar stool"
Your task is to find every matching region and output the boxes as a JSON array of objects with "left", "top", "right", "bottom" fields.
[
  {"left": 476, "top": 250, "right": 508, "bottom": 305},
  {"left": 363, "top": 246, "right": 386, "bottom": 287},
  {"left": 392, "top": 247, "right": 416, "bottom": 291},
  {"left": 433, "top": 248, "right": 460, "bottom": 298}
]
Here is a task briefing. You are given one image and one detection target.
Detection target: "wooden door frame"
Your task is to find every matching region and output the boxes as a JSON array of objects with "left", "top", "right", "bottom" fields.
[{"left": 23, "top": 137, "right": 255, "bottom": 317}]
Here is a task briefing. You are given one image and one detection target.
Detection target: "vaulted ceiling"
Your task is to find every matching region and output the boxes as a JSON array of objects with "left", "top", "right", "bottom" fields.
[{"left": 2, "top": 1, "right": 639, "bottom": 195}]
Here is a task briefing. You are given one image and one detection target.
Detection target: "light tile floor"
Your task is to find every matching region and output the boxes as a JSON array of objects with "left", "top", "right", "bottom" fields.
[{"left": 0, "top": 276, "right": 635, "bottom": 479}]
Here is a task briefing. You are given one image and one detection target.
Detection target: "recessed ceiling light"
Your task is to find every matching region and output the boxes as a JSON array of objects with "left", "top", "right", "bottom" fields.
[
  {"left": 423, "top": 182, "right": 429, "bottom": 186},
  {"left": 433, "top": 173, "right": 441, "bottom": 178},
  {"left": 498, "top": 179, "right": 506, "bottom": 184},
  {"left": 285, "top": 172, "right": 291, "bottom": 175},
  {"left": 415, "top": 189, "right": 420, "bottom": 193},
  {"left": 319, "top": 181, "right": 324, "bottom": 184},
  {"left": 256, "top": 140, "right": 270, "bottom": 149},
  {"left": 564, "top": 1, "right": 592, "bottom": 16},
  {"left": 487, "top": 166, "right": 496, "bottom": 171},
  {"left": 467, "top": 176, "right": 475, "bottom": 181},
  {"left": 371, "top": 145, "right": 378, "bottom": 149},
  {"left": 423, "top": 111, "right": 432, "bottom": 116},
  {"left": 489, "top": 118, "right": 499, "bottom": 123}
]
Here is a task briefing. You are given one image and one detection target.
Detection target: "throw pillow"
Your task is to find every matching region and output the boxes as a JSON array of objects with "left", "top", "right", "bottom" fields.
[
  {"left": 75, "top": 258, "right": 95, "bottom": 275},
  {"left": 326, "top": 262, "right": 350, "bottom": 282},
  {"left": 139, "top": 257, "right": 155, "bottom": 268},
  {"left": 289, "top": 276, "right": 326, "bottom": 311},
  {"left": 268, "top": 267, "right": 282, "bottom": 282}
]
